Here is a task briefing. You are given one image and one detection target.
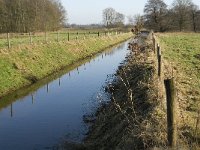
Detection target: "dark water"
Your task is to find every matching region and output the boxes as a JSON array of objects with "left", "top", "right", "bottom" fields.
[{"left": 0, "top": 40, "right": 131, "bottom": 150}]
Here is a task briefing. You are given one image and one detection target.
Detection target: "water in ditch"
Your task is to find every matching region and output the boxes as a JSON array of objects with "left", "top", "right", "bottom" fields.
[{"left": 0, "top": 40, "right": 131, "bottom": 150}]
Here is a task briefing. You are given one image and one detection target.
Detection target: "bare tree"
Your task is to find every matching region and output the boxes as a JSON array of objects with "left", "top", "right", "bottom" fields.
[
  {"left": 102, "top": 7, "right": 116, "bottom": 27},
  {"left": 134, "top": 14, "right": 144, "bottom": 29},
  {"left": 189, "top": 4, "right": 199, "bottom": 32},
  {"left": 127, "top": 15, "right": 135, "bottom": 26},
  {"left": 0, "top": 0, "right": 6, "bottom": 31},
  {"left": 144, "top": 0, "right": 167, "bottom": 32},
  {"left": 172, "top": 0, "right": 192, "bottom": 31},
  {"left": 115, "top": 12, "right": 125, "bottom": 27},
  {"left": 0, "top": 0, "right": 67, "bottom": 33},
  {"left": 142, "top": 0, "right": 200, "bottom": 32}
]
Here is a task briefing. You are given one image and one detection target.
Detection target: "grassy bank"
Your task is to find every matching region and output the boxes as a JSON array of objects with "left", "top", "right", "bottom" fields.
[
  {"left": 0, "top": 28, "right": 130, "bottom": 49},
  {"left": 157, "top": 32, "right": 200, "bottom": 147},
  {"left": 0, "top": 33, "right": 132, "bottom": 98}
]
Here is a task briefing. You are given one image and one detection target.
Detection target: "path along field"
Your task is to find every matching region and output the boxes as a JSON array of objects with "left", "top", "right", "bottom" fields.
[
  {"left": 158, "top": 32, "right": 200, "bottom": 146},
  {"left": 0, "top": 31, "right": 132, "bottom": 98}
]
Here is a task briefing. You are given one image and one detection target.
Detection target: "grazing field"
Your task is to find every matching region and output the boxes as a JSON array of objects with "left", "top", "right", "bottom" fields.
[
  {"left": 0, "top": 28, "right": 128, "bottom": 49},
  {"left": 158, "top": 33, "right": 200, "bottom": 147},
  {"left": 0, "top": 32, "right": 132, "bottom": 98}
]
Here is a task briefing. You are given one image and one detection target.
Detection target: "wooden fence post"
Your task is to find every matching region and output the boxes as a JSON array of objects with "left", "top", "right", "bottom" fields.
[
  {"left": 158, "top": 55, "right": 162, "bottom": 77},
  {"left": 153, "top": 36, "right": 156, "bottom": 54},
  {"left": 164, "top": 78, "right": 177, "bottom": 148},
  {"left": 98, "top": 32, "right": 100, "bottom": 37},
  {"left": 157, "top": 44, "right": 160, "bottom": 58},
  {"left": 84, "top": 33, "right": 86, "bottom": 39},
  {"left": 67, "top": 32, "right": 70, "bottom": 41},
  {"left": 7, "top": 33, "right": 11, "bottom": 49},
  {"left": 29, "top": 32, "right": 33, "bottom": 44},
  {"left": 76, "top": 32, "right": 78, "bottom": 40},
  {"left": 157, "top": 44, "right": 162, "bottom": 77}
]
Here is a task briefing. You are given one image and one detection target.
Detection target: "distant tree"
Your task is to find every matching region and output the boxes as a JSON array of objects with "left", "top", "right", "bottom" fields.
[
  {"left": 195, "top": 10, "right": 200, "bottom": 31},
  {"left": 102, "top": 7, "right": 126, "bottom": 28},
  {"left": 142, "top": 0, "right": 200, "bottom": 32},
  {"left": 134, "top": 14, "right": 144, "bottom": 29},
  {"left": 0, "top": 0, "right": 6, "bottom": 31},
  {"left": 102, "top": 7, "right": 116, "bottom": 27},
  {"left": 172, "top": 0, "right": 192, "bottom": 31},
  {"left": 0, "top": 0, "right": 67, "bottom": 33},
  {"left": 127, "top": 15, "right": 135, "bottom": 26},
  {"left": 144, "top": 0, "right": 167, "bottom": 32},
  {"left": 114, "top": 12, "right": 125, "bottom": 26},
  {"left": 189, "top": 4, "right": 199, "bottom": 32}
]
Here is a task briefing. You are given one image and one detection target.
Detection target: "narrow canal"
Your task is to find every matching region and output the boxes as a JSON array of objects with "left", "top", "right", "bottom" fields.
[{"left": 0, "top": 40, "right": 131, "bottom": 150}]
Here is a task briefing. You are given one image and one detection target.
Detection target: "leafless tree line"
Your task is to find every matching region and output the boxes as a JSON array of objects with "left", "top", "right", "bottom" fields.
[
  {"left": 102, "top": 7, "right": 125, "bottom": 28},
  {"left": 0, "top": 0, "right": 66, "bottom": 33},
  {"left": 143, "top": 0, "right": 200, "bottom": 32}
]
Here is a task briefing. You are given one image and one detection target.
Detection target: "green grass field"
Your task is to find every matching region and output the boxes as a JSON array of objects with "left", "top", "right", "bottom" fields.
[
  {"left": 0, "top": 32, "right": 132, "bottom": 98},
  {"left": 158, "top": 32, "right": 200, "bottom": 147},
  {"left": 0, "top": 28, "right": 127, "bottom": 49}
]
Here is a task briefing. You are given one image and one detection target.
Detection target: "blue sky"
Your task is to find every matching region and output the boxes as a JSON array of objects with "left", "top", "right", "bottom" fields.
[{"left": 60, "top": 0, "right": 200, "bottom": 25}]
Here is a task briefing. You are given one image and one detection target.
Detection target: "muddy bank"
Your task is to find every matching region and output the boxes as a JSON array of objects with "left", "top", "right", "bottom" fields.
[{"left": 80, "top": 32, "right": 168, "bottom": 149}]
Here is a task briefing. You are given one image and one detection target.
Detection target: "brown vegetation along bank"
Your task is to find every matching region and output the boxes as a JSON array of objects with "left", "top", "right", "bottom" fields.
[{"left": 82, "top": 32, "right": 168, "bottom": 149}]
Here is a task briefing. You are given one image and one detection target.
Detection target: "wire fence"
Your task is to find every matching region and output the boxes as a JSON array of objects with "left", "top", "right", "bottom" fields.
[
  {"left": 0, "top": 30, "right": 125, "bottom": 49},
  {"left": 152, "top": 32, "right": 200, "bottom": 147}
]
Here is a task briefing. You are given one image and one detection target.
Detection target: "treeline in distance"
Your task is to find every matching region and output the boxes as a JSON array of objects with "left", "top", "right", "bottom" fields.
[
  {"left": 143, "top": 0, "right": 200, "bottom": 32},
  {"left": 0, "top": 0, "right": 66, "bottom": 33}
]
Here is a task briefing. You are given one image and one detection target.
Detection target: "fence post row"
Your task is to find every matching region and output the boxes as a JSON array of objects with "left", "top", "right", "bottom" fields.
[
  {"left": 164, "top": 78, "right": 177, "bottom": 147},
  {"left": 3, "top": 30, "right": 125, "bottom": 49},
  {"left": 153, "top": 33, "right": 177, "bottom": 148}
]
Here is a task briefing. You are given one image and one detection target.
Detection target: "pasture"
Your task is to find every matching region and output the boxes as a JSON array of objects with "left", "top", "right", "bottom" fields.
[{"left": 158, "top": 32, "right": 200, "bottom": 146}]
